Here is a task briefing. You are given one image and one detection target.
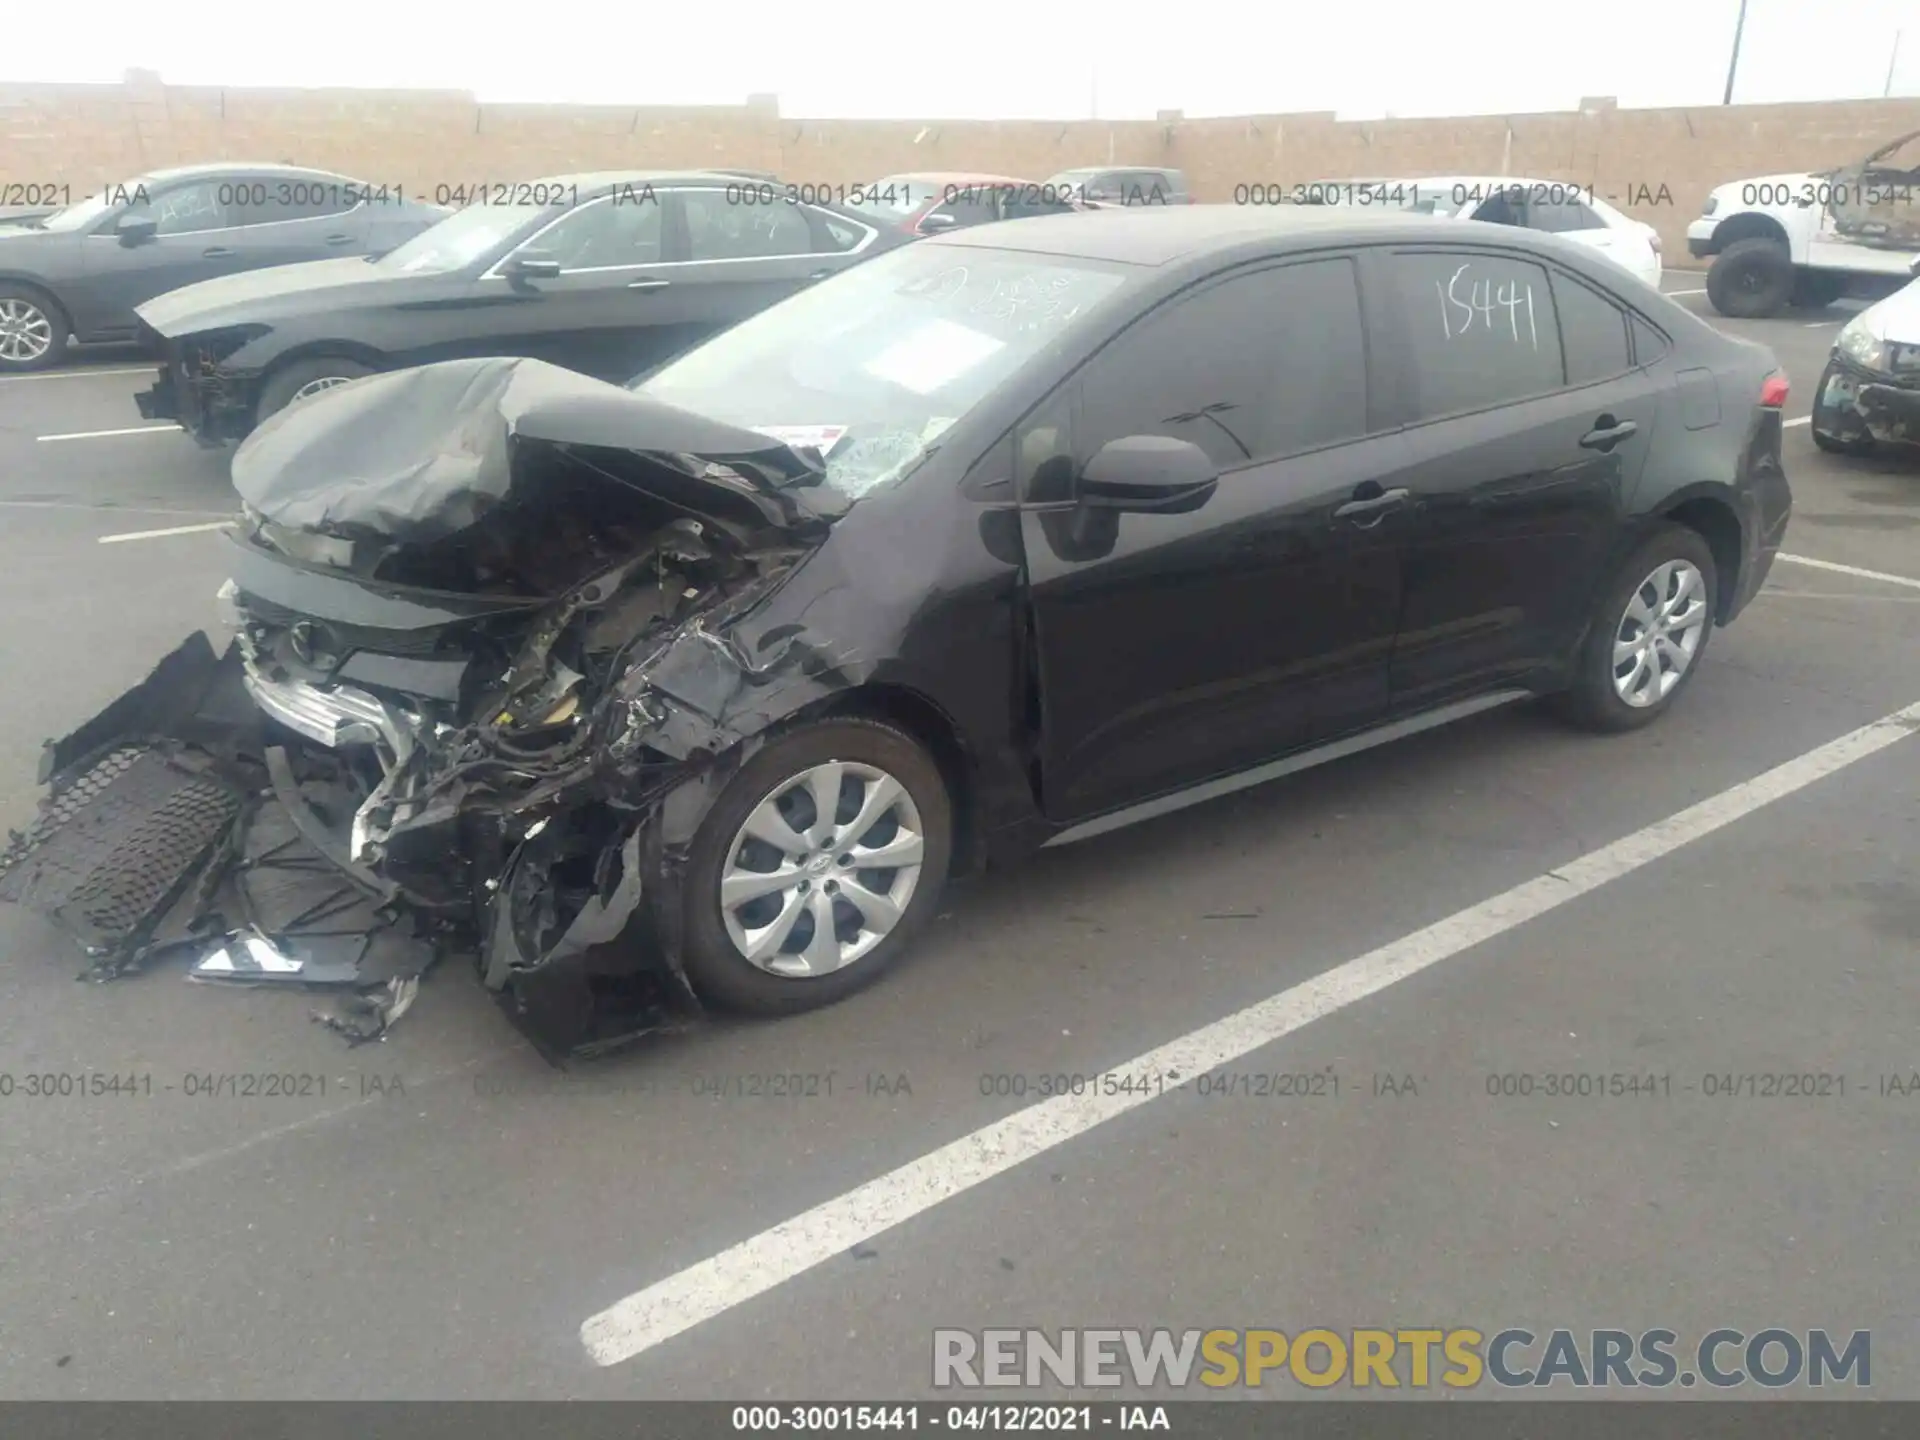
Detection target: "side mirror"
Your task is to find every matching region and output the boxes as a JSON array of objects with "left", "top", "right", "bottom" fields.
[
  {"left": 507, "top": 249, "right": 563, "bottom": 280},
  {"left": 918, "top": 212, "right": 959, "bottom": 233},
  {"left": 117, "top": 215, "right": 159, "bottom": 246},
  {"left": 1079, "top": 435, "right": 1218, "bottom": 513}
]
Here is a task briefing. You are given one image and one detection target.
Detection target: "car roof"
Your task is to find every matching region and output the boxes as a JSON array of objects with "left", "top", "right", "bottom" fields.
[
  {"left": 877, "top": 171, "right": 1036, "bottom": 185},
  {"left": 136, "top": 162, "right": 356, "bottom": 182},
  {"left": 928, "top": 204, "right": 1489, "bottom": 266},
  {"left": 530, "top": 170, "right": 764, "bottom": 193}
]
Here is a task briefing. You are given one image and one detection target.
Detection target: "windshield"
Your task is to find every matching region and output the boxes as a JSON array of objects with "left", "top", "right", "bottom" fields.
[
  {"left": 29, "top": 183, "right": 145, "bottom": 233},
  {"left": 374, "top": 200, "right": 550, "bottom": 274},
  {"left": 634, "top": 243, "right": 1133, "bottom": 499}
]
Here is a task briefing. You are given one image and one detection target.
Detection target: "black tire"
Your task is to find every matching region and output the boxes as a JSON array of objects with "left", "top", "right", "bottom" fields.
[
  {"left": 1789, "top": 270, "right": 1847, "bottom": 310},
  {"left": 1705, "top": 238, "right": 1795, "bottom": 319},
  {"left": 0, "top": 282, "right": 71, "bottom": 373},
  {"left": 678, "top": 717, "right": 953, "bottom": 1017},
  {"left": 1552, "top": 524, "right": 1719, "bottom": 734},
  {"left": 255, "top": 356, "right": 376, "bottom": 425}
]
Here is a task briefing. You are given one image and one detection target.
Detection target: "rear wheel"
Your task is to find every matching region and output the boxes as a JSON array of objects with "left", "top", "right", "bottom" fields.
[
  {"left": 678, "top": 718, "right": 953, "bottom": 1016},
  {"left": 0, "top": 284, "right": 70, "bottom": 373},
  {"left": 1553, "top": 525, "right": 1718, "bottom": 733},
  {"left": 1706, "top": 238, "right": 1794, "bottom": 319},
  {"left": 255, "top": 357, "right": 376, "bottom": 425}
]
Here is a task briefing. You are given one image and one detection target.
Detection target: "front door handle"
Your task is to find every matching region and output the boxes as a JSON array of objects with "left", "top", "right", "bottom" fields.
[
  {"left": 806, "top": 268, "right": 833, "bottom": 282},
  {"left": 323, "top": 233, "right": 354, "bottom": 246},
  {"left": 202, "top": 246, "right": 236, "bottom": 258},
  {"left": 1333, "top": 487, "right": 1410, "bottom": 525},
  {"left": 1579, "top": 417, "right": 1639, "bottom": 451},
  {"left": 627, "top": 277, "right": 670, "bottom": 291}
]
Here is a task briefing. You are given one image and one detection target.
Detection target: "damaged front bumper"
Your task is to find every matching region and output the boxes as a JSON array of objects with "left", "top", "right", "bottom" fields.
[
  {"left": 133, "top": 349, "right": 255, "bottom": 446},
  {"left": 0, "top": 626, "right": 707, "bottom": 1059},
  {"left": 1812, "top": 356, "right": 1920, "bottom": 449}
]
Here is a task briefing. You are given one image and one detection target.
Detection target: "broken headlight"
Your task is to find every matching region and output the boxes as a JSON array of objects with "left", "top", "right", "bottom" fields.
[{"left": 1837, "top": 313, "right": 1890, "bottom": 373}]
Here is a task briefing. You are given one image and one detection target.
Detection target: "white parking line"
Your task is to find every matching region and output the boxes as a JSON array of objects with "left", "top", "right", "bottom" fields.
[
  {"left": 576, "top": 698, "right": 1920, "bottom": 1368},
  {"left": 0, "top": 366, "right": 155, "bottom": 382},
  {"left": 1783, "top": 416, "right": 1810, "bottom": 428},
  {"left": 1667, "top": 287, "right": 1706, "bottom": 297},
  {"left": 97, "top": 520, "right": 232, "bottom": 544},
  {"left": 1776, "top": 553, "right": 1920, "bottom": 591},
  {"left": 36, "top": 423, "right": 181, "bottom": 443}
]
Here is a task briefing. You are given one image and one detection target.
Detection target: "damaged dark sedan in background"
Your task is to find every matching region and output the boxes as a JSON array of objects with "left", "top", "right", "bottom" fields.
[{"left": 0, "top": 208, "right": 1791, "bottom": 1061}]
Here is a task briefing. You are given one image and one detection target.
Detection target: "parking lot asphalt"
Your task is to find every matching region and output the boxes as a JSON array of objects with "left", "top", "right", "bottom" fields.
[{"left": 2, "top": 271, "right": 1918, "bottom": 1400}]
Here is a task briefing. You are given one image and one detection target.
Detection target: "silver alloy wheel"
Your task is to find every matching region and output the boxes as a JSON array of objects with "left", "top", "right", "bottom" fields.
[
  {"left": 1612, "top": 558, "right": 1708, "bottom": 708},
  {"left": 291, "top": 375, "right": 355, "bottom": 402},
  {"left": 719, "top": 760, "right": 926, "bottom": 977},
  {"left": 0, "top": 298, "right": 54, "bottom": 363}
]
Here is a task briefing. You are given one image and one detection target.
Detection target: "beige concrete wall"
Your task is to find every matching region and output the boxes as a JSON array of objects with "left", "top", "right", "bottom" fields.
[{"left": 4, "top": 81, "right": 1918, "bottom": 261}]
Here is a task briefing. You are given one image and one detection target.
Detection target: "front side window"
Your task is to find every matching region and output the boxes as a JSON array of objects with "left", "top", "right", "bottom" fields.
[
  {"left": 124, "top": 181, "right": 227, "bottom": 236},
  {"left": 635, "top": 243, "right": 1134, "bottom": 500},
  {"left": 378, "top": 201, "right": 550, "bottom": 274},
  {"left": 527, "top": 194, "right": 665, "bottom": 270},
  {"left": 1074, "top": 257, "right": 1371, "bottom": 470},
  {"left": 1389, "top": 250, "right": 1566, "bottom": 419}
]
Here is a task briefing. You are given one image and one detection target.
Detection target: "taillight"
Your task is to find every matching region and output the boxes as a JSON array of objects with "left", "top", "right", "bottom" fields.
[{"left": 1760, "top": 373, "right": 1789, "bottom": 409}]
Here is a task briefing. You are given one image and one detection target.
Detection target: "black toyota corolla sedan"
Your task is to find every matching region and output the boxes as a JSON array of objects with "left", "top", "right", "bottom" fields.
[
  {"left": 0, "top": 207, "right": 1791, "bottom": 1059},
  {"left": 131, "top": 170, "right": 896, "bottom": 444}
]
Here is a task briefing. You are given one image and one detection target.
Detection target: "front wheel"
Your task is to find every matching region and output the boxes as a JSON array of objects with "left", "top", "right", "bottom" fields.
[
  {"left": 1552, "top": 525, "right": 1718, "bottom": 733},
  {"left": 677, "top": 718, "right": 953, "bottom": 1016},
  {"left": 1705, "top": 238, "right": 1795, "bottom": 319},
  {"left": 254, "top": 356, "right": 376, "bottom": 426},
  {"left": 0, "top": 284, "right": 70, "bottom": 373}
]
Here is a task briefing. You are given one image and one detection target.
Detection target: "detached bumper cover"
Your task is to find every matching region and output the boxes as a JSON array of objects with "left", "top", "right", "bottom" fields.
[{"left": 1814, "top": 358, "right": 1920, "bottom": 447}]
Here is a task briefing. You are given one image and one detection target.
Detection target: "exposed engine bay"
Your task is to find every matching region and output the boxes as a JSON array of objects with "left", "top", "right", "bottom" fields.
[{"left": 0, "top": 356, "right": 852, "bottom": 1060}]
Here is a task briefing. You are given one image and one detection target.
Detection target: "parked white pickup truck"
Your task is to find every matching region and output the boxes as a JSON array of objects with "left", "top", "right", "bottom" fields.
[{"left": 1686, "top": 129, "right": 1920, "bottom": 319}]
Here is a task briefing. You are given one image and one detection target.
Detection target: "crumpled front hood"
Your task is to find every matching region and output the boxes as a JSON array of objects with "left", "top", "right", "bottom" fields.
[
  {"left": 135, "top": 256, "right": 400, "bottom": 334},
  {"left": 231, "top": 355, "right": 845, "bottom": 546}
]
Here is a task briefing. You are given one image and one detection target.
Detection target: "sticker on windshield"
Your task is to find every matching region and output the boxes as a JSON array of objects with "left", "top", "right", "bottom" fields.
[
  {"left": 752, "top": 425, "right": 849, "bottom": 456},
  {"left": 863, "top": 319, "right": 1006, "bottom": 396}
]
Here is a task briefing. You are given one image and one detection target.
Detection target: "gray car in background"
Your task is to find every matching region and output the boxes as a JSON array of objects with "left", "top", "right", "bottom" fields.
[{"left": 0, "top": 162, "right": 445, "bottom": 372}]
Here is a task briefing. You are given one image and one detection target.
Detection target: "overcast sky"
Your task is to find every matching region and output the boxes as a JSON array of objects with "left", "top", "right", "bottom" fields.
[{"left": 12, "top": 0, "right": 1915, "bottom": 119}]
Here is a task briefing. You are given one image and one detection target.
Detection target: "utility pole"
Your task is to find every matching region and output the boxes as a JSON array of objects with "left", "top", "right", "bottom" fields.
[
  {"left": 1723, "top": 0, "right": 1749, "bottom": 105},
  {"left": 1888, "top": 30, "right": 1904, "bottom": 98}
]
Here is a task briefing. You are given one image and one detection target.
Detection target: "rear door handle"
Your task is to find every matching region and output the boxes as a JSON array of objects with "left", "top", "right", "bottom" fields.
[
  {"left": 806, "top": 268, "right": 833, "bottom": 282},
  {"left": 323, "top": 233, "right": 355, "bottom": 246},
  {"left": 627, "top": 277, "right": 670, "bottom": 291},
  {"left": 202, "top": 246, "right": 236, "bottom": 258},
  {"left": 1579, "top": 418, "right": 1639, "bottom": 451},
  {"left": 1333, "top": 487, "right": 1410, "bottom": 524}
]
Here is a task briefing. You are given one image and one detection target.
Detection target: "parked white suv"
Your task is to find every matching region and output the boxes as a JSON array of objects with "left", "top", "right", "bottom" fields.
[{"left": 1686, "top": 130, "right": 1920, "bottom": 319}]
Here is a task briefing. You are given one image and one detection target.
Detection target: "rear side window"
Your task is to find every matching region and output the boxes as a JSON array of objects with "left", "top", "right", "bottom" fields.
[
  {"left": 1528, "top": 198, "right": 1607, "bottom": 234},
  {"left": 1075, "top": 256, "right": 1369, "bottom": 468},
  {"left": 1551, "top": 272, "right": 1631, "bottom": 384},
  {"left": 1390, "top": 250, "right": 1564, "bottom": 419},
  {"left": 1631, "top": 315, "right": 1670, "bottom": 365}
]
